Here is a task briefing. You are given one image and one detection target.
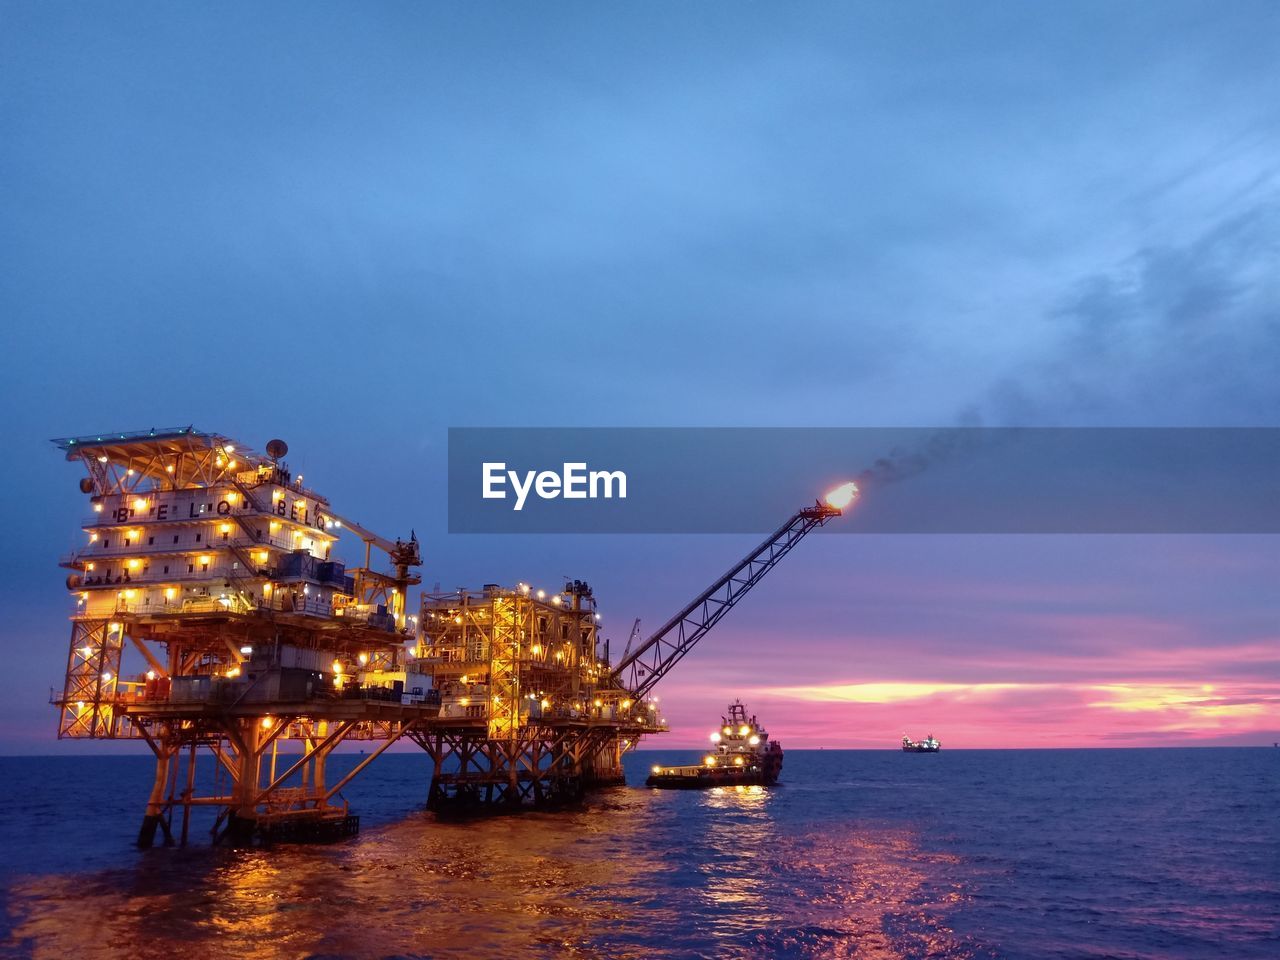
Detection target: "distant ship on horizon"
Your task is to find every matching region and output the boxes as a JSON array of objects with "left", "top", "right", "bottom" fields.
[{"left": 902, "top": 734, "right": 941, "bottom": 752}]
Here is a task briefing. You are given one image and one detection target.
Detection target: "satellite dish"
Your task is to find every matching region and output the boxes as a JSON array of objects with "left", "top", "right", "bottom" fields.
[
  {"left": 79, "top": 478, "right": 94, "bottom": 493},
  {"left": 266, "top": 439, "right": 289, "bottom": 460}
]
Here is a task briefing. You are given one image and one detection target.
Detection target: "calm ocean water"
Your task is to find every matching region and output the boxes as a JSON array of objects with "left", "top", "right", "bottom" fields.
[{"left": 1, "top": 748, "right": 1276, "bottom": 959}]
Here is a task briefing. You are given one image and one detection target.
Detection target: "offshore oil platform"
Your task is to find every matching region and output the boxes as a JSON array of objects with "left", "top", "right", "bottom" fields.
[{"left": 50, "top": 427, "right": 858, "bottom": 846}]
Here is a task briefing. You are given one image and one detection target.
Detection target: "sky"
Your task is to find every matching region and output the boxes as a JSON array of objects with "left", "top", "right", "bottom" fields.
[{"left": 0, "top": 1, "right": 1277, "bottom": 751}]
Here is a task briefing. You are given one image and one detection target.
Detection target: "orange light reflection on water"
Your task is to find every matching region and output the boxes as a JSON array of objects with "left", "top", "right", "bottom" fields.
[{"left": 6, "top": 787, "right": 980, "bottom": 960}]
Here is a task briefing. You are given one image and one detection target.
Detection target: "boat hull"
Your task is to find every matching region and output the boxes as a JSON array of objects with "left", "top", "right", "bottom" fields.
[
  {"left": 647, "top": 748, "right": 783, "bottom": 789},
  {"left": 645, "top": 767, "right": 778, "bottom": 789}
]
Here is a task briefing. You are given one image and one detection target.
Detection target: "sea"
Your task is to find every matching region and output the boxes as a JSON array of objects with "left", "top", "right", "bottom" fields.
[{"left": 0, "top": 748, "right": 1276, "bottom": 959}]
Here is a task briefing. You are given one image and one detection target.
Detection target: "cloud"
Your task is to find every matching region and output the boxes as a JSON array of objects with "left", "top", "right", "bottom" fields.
[{"left": 996, "top": 202, "right": 1280, "bottom": 426}]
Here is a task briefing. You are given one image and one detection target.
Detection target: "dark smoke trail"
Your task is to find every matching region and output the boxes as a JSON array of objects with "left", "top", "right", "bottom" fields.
[{"left": 854, "top": 416, "right": 1002, "bottom": 490}]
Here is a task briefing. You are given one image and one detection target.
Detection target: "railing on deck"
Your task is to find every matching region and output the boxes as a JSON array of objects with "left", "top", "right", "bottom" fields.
[{"left": 68, "top": 531, "right": 328, "bottom": 561}]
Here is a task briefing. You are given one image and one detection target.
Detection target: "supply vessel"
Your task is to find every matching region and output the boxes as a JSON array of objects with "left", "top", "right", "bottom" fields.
[{"left": 646, "top": 701, "right": 783, "bottom": 788}]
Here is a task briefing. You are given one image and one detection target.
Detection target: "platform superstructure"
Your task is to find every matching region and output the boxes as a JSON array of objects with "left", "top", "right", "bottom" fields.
[
  {"left": 53, "top": 427, "right": 428, "bottom": 844},
  {"left": 49, "top": 427, "right": 858, "bottom": 843},
  {"left": 412, "top": 580, "right": 661, "bottom": 809}
]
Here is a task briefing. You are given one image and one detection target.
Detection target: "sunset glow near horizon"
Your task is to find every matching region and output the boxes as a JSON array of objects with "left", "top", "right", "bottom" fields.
[
  {"left": 651, "top": 658, "right": 1279, "bottom": 750},
  {"left": 638, "top": 533, "right": 1279, "bottom": 751}
]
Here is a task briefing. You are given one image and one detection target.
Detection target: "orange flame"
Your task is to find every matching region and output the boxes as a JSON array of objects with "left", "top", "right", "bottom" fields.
[{"left": 824, "top": 481, "right": 860, "bottom": 511}]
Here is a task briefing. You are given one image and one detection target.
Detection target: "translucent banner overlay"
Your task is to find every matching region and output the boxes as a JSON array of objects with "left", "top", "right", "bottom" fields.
[{"left": 448, "top": 428, "right": 1280, "bottom": 534}]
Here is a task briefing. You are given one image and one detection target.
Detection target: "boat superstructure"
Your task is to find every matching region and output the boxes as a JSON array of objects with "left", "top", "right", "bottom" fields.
[{"left": 646, "top": 701, "right": 783, "bottom": 788}]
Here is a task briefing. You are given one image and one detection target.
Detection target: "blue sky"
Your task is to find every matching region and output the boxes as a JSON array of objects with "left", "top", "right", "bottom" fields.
[{"left": 1, "top": 2, "right": 1277, "bottom": 749}]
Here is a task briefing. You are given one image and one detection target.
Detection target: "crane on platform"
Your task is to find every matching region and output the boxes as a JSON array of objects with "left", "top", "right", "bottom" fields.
[
  {"left": 619, "top": 617, "right": 642, "bottom": 664},
  {"left": 322, "top": 509, "right": 422, "bottom": 629},
  {"left": 610, "top": 481, "right": 860, "bottom": 700}
]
